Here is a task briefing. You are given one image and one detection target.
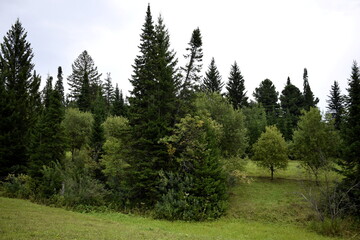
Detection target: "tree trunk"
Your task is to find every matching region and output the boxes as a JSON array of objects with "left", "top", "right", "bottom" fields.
[{"left": 270, "top": 166, "right": 274, "bottom": 180}]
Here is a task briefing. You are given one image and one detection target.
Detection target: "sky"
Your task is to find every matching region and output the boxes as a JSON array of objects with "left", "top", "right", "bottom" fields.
[{"left": 1, "top": 0, "right": 360, "bottom": 111}]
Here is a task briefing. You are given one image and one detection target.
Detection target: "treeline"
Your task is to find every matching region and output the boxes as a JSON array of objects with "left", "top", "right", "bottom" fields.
[{"left": 0, "top": 5, "right": 359, "bottom": 221}]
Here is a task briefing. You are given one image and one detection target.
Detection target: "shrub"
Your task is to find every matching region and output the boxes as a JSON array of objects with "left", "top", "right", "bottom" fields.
[{"left": 1, "top": 174, "right": 35, "bottom": 199}]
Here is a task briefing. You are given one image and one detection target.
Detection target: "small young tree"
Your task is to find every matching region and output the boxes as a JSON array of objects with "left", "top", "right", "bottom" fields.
[
  {"left": 291, "top": 107, "right": 341, "bottom": 183},
  {"left": 252, "top": 125, "right": 288, "bottom": 180}
]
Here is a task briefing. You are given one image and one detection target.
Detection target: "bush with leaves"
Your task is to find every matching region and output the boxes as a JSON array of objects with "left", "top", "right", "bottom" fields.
[{"left": 1, "top": 174, "right": 35, "bottom": 199}]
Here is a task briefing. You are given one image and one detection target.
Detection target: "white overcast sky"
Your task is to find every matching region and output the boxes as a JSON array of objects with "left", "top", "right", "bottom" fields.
[{"left": 1, "top": 0, "right": 360, "bottom": 111}]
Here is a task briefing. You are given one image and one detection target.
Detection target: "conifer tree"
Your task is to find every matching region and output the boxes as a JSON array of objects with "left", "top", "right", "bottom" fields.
[
  {"left": 103, "top": 72, "right": 114, "bottom": 108},
  {"left": 127, "top": 5, "right": 179, "bottom": 206},
  {"left": 111, "top": 84, "right": 126, "bottom": 117},
  {"left": 77, "top": 72, "right": 91, "bottom": 112},
  {"left": 55, "top": 66, "right": 65, "bottom": 105},
  {"left": 302, "top": 68, "right": 319, "bottom": 110},
  {"left": 226, "top": 61, "right": 248, "bottom": 109},
  {"left": 253, "top": 79, "right": 279, "bottom": 125},
  {"left": 202, "top": 57, "right": 223, "bottom": 93},
  {"left": 279, "top": 77, "right": 304, "bottom": 140},
  {"left": 326, "top": 80, "right": 345, "bottom": 130},
  {"left": 181, "top": 27, "right": 203, "bottom": 94},
  {"left": 67, "top": 50, "right": 102, "bottom": 107},
  {"left": 0, "top": 19, "right": 40, "bottom": 177}
]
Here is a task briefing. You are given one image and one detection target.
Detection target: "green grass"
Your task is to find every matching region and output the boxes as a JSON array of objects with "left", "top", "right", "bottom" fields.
[{"left": 0, "top": 197, "right": 342, "bottom": 240}]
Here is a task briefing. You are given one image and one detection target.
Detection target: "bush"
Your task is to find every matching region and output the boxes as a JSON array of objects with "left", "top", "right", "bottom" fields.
[{"left": 1, "top": 174, "right": 35, "bottom": 199}]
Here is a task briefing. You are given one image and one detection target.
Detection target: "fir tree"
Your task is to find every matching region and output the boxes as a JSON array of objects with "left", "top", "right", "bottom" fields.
[
  {"left": 90, "top": 91, "right": 106, "bottom": 163},
  {"left": 55, "top": 66, "right": 65, "bottom": 105},
  {"left": 253, "top": 79, "right": 279, "bottom": 125},
  {"left": 279, "top": 77, "right": 304, "bottom": 140},
  {"left": 202, "top": 57, "right": 223, "bottom": 93},
  {"left": 226, "top": 61, "right": 248, "bottom": 109},
  {"left": 303, "top": 68, "right": 319, "bottom": 110},
  {"left": 111, "top": 84, "right": 126, "bottom": 117},
  {"left": 103, "top": 72, "right": 114, "bottom": 109},
  {"left": 127, "top": 6, "right": 179, "bottom": 206},
  {"left": 77, "top": 72, "right": 91, "bottom": 112},
  {"left": 67, "top": 50, "right": 102, "bottom": 106},
  {"left": 0, "top": 19, "right": 40, "bottom": 177},
  {"left": 326, "top": 80, "right": 345, "bottom": 130}
]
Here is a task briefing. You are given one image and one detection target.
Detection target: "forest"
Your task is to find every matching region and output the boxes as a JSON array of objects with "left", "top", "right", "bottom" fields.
[{"left": 0, "top": 4, "right": 360, "bottom": 238}]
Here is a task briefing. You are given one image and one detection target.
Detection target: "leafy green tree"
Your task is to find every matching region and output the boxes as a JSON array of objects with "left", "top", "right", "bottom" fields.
[
  {"left": 253, "top": 79, "right": 279, "bottom": 125},
  {"left": 127, "top": 6, "right": 179, "bottom": 206},
  {"left": 67, "top": 50, "right": 102, "bottom": 107},
  {"left": 202, "top": 57, "right": 223, "bottom": 93},
  {"left": 252, "top": 125, "right": 288, "bottom": 180},
  {"left": 157, "top": 115, "right": 227, "bottom": 220},
  {"left": 195, "top": 92, "right": 248, "bottom": 158},
  {"left": 226, "top": 61, "right": 248, "bottom": 109},
  {"left": 279, "top": 77, "right": 304, "bottom": 140},
  {"left": 28, "top": 75, "right": 65, "bottom": 178},
  {"left": 62, "top": 108, "right": 93, "bottom": 159},
  {"left": 242, "top": 102, "right": 267, "bottom": 152},
  {"left": 302, "top": 68, "right": 319, "bottom": 110},
  {"left": 0, "top": 19, "right": 40, "bottom": 177},
  {"left": 111, "top": 84, "right": 126, "bottom": 117},
  {"left": 326, "top": 80, "right": 345, "bottom": 130},
  {"left": 291, "top": 107, "right": 341, "bottom": 183}
]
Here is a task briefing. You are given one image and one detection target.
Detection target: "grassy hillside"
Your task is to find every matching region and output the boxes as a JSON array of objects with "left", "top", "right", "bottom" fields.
[{"left": 0, "top": 197, "right": 341, "bottom": 240}]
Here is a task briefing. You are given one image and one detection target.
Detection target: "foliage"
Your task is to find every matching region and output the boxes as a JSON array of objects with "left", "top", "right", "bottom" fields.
[
  {"left": 253, "top": 79, "right": 279, "bottom": 125},
  {"left": 0, "top": 19, "right": 40, "bottom": 177},
  {"left": 252, "top": 125, "right": 288, "bottom": 180},
  {"left": 279, "top": 77, "right": 304, "bottom": 140},
  {"left": 111, "top": 84, "right": 127, "bottom": 117},
  {"left": 326, "top": 80, "right": 345, "bottom": 130},
  {"left": 202, "top": 57, "right": 224, "bottom": 93},
  {"left": 302, "top": 68, "right": 319, "bottom": 111},
  {"left": 291, "top": 108, "right": 341, "bottom": 183},
  {"left": 62, "top": 108, "right": 93, "bottom": 156},
  {"left": 226, "top": 61, "right": 248, "bottom": 109},
  {"left": 157, "top": 115, "right": 227, "bottom": 220},
  {"left": 1, "top": 174, "right": 35, "bottom": 199},
  {"left": 195, "top": 92, "right": 248, "bottom": 158}
]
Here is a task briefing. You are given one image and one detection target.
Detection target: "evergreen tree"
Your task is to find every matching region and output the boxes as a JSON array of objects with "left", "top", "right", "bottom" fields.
[
  {"left": 226, "top": 61, "right": 248, "bottom": 109},
  {"left": 55, "top": 66, "right": 65, "bottom": 105},
  {"left": 0, "top": 19, "right": 40, "bottom": 177},
  {"left": 90, "top": 90, "right": 106, "bottom": 163},
  {"left": 111, "top": 84, "right": 126, "bottom": 117},
  {"left": 253, "top": 79, "right": 279, "bottom": 125},
  {"left": 302, "top": 68, "right": 319, "bottom": 110},
  {"left": 279, "top": 77, "right": 304, "bottom": 140},
  {"left": 28, "top": 75, "right": 65, "bottom": 179},
  {"left": 181, "top": 27, "right": 203, "bottom": 94},
  {"left": 77, "top": 72, "right": 91, "bottom": 112},
  {"left": 67, "top": 50, "right": 102, "bottom": 107},
  {"left": 127, "top": 6, "right": 179, "bottom": 206},
  {"left": 103, "top": 72, "right": 114, "bottom": 109},
  {"left": 202, "top": 57, "right": 223, "bottom": 93},
  {"left": 326, "top": 80, "right": 345, "bottom": 130}
]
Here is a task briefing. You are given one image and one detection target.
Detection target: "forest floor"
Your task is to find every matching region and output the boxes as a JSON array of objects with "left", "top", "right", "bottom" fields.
[{"left": 0, "top": 160, "right": 352, "bottom": 240}]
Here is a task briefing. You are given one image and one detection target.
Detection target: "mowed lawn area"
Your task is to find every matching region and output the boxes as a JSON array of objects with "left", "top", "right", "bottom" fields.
[{"left": 0, "top": 160, "right": 346, "bottom": 240}]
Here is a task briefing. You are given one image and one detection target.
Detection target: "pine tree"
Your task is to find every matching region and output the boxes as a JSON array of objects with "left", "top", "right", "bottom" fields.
[
  {"left": 55, "top": 66, "right": 65, "bottom": 105},
  {"left": 67, "top": 50, "right": 102, "bottom": 107},
  {"left": 279, "top": 77, "right": 304, "bottom": 140},
  {"left": 0, "top": 19, "right": 40, "bottom": 177},
  {"left": 202, "top": 57, "right": 223, "bottom": 93},
  {"left": 77, "top": 72, "right": 91, "bottom": 112},
  {"left": 103, "top": 72, "right": 114, "bottom": 109},
  {"left": 303, "top": 68, "right": 319, "bottom": 110},
  {"left": 111, "top": 84, "right": 126, "bottom": 117},
  {"left": 226, "top": 61, "right": 248, "bottom": 109},
  {"left": 326, "top": 80, "right": 345, "bottom": 130},
  {"left": 127, "top": 6, "right": 179, "bottom": 206},
  {"left": 181, "top": 27, "right": 203, "bottom": 94},
  {"left": 90, "top": 91, "right": 106, "bottom": 163},
  {"left": 253, "top": 79, "right": 279, "bottom": 125}
]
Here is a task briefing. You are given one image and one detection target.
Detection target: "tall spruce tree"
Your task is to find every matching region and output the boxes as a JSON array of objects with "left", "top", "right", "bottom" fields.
[
  {"left": 279, "top": 77, "right": 304, "bottom": 140},
  {"left": 302, "top": 68, "right": 319, "bottom": 110},
  {"left": 111, "top": 84, "right": 126, "bottom": 117},
  {"left": 67, "top": 50, "right": 102, "bottom": 107},
  {"left": 226, "top": 61, "right": 248, "bottom": 109},
  {"left": 181, "top": 27, "right": 203, "bottom": 94},
  {"left": 202, "top": 57, "right": 223, "bottom": 93},
  {"left": 127, "top": 6, "right": 179, "bottom": 206},
  {"left": 253, "top": 79, "right": 279, "bottom": 125},
  {"left": 55, "top": 66, "right": 65, "bottom": 105},
  {"left": 0, "top": 19, "right": 40, "bottom": 177},
  {"left": 77, "top": 72, "right": 91, "bottom": 112},
  {"left": 326, "top": 80, "right": 345, "bottom": 130},
  {"left": 103, "top": 72, "right": 114, "bottom": 109},
  {"left": 90, "top": 90, "right": 106, "bottom": 164}
]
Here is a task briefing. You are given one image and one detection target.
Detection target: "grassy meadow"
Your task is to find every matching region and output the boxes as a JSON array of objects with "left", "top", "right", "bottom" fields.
[{"left": 0, "top": 160, "right": 352, "bottom": 240}]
